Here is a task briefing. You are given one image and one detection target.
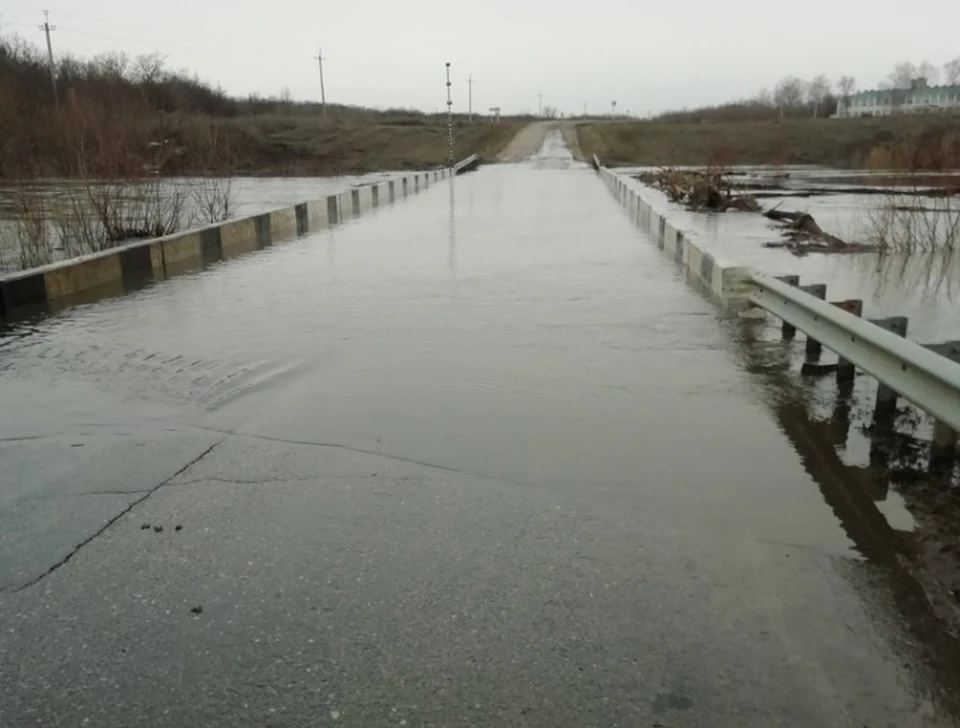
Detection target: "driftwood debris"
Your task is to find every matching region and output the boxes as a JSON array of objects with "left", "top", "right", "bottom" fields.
[
  {"left": 762, "top": 207, "right": 875, "bottom": 256},
  {"left": 636, "top": 169, "right": 884, "bottom": 257},
  {"left": 639, "top": 169, "right": 761, "bottom": 213}
]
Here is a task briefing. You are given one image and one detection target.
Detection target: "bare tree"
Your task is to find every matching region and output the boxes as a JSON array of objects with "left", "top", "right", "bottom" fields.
[
  {"left": 774, "top": 76, "right": 806, "bottom": 110},
  {"left": 917, "top": 61, "right": 940, "bottom": 85},
  {"left": 836, "top": 75, "right": 856, "bottom": 115},
  {"left": 837, "top": 75, "right": 856, "bottom": 99},
  {"left": 807, "top": 74, "right": 832, "bottom": 117},
  {"left": 884, "top": 61, "right": 917, "bottom": 89},
  {"left": 755, "top": 87, "right": 774, "bottom": 106},
  {"left": 89, "top": 51, "right": 131, "bottom": 80},
  {"left": 133, "top": 53, "right": 167, "bottom": 85},
  {"left": 881, "top": 62, "right": 919, "bottom": 110},
  {"left": 944, "top": 57, "right": 960, "bottom": 86}
]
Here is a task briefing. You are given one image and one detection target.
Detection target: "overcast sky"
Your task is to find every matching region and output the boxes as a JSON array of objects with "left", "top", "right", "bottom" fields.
[{"left": 3, "top": 0, "right": 959, "bottom": 115}]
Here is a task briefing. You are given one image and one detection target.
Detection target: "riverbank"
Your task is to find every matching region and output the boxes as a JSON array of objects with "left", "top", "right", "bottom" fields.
[
  {"left": 170, "top": 115, "right": 525, "bottom": 176},
  {"left": 576, "top": 115, "right": 960, "bottom": 168},
  {"left": 1, "top": 113, "right": 524, "bottom": 180}
]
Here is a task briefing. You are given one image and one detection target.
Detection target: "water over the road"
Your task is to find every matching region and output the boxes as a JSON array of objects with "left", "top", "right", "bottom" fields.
[
  {"left": 1, "top": 134, "right": 848, "bottom": 525},
  {"left": 3, "top": 131, "right": 960, "bottom": 726}
]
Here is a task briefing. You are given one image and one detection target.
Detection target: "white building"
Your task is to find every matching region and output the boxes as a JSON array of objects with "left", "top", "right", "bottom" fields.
[{"left": 835, "top": 79, "right": 960, "bottom": 118}]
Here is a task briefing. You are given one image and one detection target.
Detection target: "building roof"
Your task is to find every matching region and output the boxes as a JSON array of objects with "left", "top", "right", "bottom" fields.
[{"left": 848, "top": 84, "right": 960, "bottom": 101}]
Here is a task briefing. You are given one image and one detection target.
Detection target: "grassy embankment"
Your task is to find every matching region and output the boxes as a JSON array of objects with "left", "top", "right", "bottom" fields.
[
  {"left": 190, "top": 115, "right": 523, "bottom": 176},
  {"left": 575, "top": 116, "right": 960, "bottom": 168}
]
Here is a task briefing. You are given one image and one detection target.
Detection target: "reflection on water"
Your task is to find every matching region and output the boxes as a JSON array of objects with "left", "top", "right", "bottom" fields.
[
  {"left": 0, "top": 174, "right": 400, "bottom": 274},
  {"left": 447, "top": 175, "right": 457, "bottom": 285},
  {"left": 829, "top": 250, "right": 960, "bottom": 304},
  {"left": 734, "top": 315, "right": 960, "bottom": 558},
  {"left": 732, "top": 313, "right": 960, "bottom": 715}
]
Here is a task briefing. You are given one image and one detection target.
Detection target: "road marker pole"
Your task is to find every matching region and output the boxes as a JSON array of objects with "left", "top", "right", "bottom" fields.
[{"left": 445, "top": 63, "right": 454, "bottom": 170}]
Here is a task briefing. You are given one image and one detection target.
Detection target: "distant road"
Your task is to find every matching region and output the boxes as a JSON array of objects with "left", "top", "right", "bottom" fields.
[{"left": 496, "top": 121, "right": 585, "bottom": 162}]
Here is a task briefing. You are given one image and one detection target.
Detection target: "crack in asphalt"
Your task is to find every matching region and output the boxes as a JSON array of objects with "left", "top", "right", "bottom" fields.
[
  {"left": 79, "top": 490, "right": 153, "bottom": 497},
  {"left": 7, "top": 441, "right": 223, "bottom": 595},
  {"left": 171, "top": 475, "right": 324, "bottom": 487},
  {"left": 194, "top": 426, "right": 465, "bottom": 475},
  {"left": 193, "top": 425, "right": 546, "bottom": 490}
]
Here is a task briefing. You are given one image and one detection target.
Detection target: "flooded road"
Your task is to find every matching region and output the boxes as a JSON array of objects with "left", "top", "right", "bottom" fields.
[{"left": 2, "top": 131, "right": 959, "bottom": 726}]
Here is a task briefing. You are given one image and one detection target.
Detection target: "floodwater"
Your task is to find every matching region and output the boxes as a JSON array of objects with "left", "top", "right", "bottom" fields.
[
  {"left": 619, "top": 166, "right": 960, "bottom": 343},
  {"left": 0, "top": 172, "right": 400, "bottom": 273},
  {"left": 3, "top": 131, "right": 960, "bottom": 726}
]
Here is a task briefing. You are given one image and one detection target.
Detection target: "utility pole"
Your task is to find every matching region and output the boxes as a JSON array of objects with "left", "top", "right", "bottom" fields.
[
  {"left": 538, "top": 91, "right": 543, "bottom": 118},
  {"left": 445, "top": 62, "right": 453, "bottom": 168},
  {"left": 467, "top": 75, "right": 473, "bottom": 124},
  {"left": 314, "top": 46, "right": 328, "bottom": 120},
  {"left": 611, "top": 100, "right": 617, "bottom": 118},
  {"left": 583, "top": 102, "right": 587, "bottom": 118},
  {"left": 39, "top": 10, "right": 58, "bottom": 106}
]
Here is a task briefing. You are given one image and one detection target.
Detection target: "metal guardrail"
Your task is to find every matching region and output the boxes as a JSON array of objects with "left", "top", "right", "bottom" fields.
[
  {"left": 596, "top": 162, "right": 960, "bottom": 456},
  {"left": 453, "top": 154, "right": 480, "bottom": 174},
  {"left": 749, "top": 271, "right": 960, "bottom": 433}
]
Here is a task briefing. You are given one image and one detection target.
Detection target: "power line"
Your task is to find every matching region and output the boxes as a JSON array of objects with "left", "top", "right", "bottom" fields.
[
  {"left": 69, "top": 25, "right": 305, "bottom": 61},
  {"left": 33, "top": 8, "right": 265, "bottom": 50}
]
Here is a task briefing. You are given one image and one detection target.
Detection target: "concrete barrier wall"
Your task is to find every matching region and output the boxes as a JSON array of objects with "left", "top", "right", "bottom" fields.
[
  {"left": 597, "top": 166, "right": 750, "bottom": 302},
  {"left": 1, "top": 166, "right": 455, "bottom": 322}
]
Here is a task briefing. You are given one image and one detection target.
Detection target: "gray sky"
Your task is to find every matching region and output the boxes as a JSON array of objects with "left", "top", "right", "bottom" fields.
[{"left": 3, "top": 0, "right": 959, "bottom": 115}]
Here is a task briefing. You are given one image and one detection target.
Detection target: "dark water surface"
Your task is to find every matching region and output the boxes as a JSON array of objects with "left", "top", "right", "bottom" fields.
[{"left": 2, "top": 132, "right": 959, "bottom": 727}]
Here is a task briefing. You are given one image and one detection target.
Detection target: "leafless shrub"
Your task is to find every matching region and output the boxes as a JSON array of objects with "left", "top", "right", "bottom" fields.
[
  {"left": 189, "top": 123, "right": 237, "bottom": 225},
  {"left": 859, "top": 131, "right": 960, "bottom": 253},
  {"left": 4, "top": 183, "right": 54, "bottom": 269}
]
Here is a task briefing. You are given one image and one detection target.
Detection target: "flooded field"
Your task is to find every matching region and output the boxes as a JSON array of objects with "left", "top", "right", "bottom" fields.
[
  {"left": 0, "top": 172, "right": 401, "bottom": 274},
  {"left": 621, "top": 166, "right": 960, "bottom": 342}
]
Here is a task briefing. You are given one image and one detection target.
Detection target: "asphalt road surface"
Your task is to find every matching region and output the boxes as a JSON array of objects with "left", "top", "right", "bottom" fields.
[{"left": 2, "top": 131, "right": 959, "bottom": 727}]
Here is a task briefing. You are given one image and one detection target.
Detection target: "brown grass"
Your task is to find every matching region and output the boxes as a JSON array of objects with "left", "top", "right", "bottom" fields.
[
  {"left": 575, "top": 115, "right": 960, "bottom": 169},
  {"left": 860, "top": 129, "right": 960, "bottom": 253},
  {"left": 166, "top": 116, "right": 524, "bottom": 176}
]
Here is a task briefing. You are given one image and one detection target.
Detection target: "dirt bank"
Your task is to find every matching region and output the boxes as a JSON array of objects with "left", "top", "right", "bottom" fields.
[
  {"left": 0, "top": 113, "right": 524, "bottom": 180},
  {"left": 212, "top": 116, "right": 525, "bottom": 176},
  {"left": 576, "top": 116, "right": 960, "bottom": 168}
]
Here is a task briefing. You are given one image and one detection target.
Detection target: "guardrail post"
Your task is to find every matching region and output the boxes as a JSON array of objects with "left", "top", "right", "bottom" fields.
[
  {"left": 868, "top": 316, "right": 909, "bottom": 422},
  {"left": 774, "top": 275, "right": 800, "bottom": 338},
  {"left": 800, "top": 283, "right": 826, "bottom": 360},
  {"left": 924, "top": 341, "right": 960, "bottom": 464},
  {"left": 831, "top": 299, "right": 864, "bottom": 384}
]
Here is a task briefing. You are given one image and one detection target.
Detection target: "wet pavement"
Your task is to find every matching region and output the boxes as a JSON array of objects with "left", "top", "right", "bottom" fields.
[{"left": 2, "top": 131, "right": 960, "bottom": 726}]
